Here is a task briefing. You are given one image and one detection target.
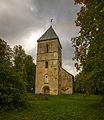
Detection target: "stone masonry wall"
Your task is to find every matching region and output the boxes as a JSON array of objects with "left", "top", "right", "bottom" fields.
[
  {"left": 35, "top": 39, "right": 61, "bottom": 95},
  {"left": 60, "top": 68, "right": 73, "bottom": 94}
]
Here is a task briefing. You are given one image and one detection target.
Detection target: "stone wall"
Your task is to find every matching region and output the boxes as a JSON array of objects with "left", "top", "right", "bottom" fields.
[
  {"left": 35, "top": 39, "right": 61, "bottom": 95},
  {"left": 59, "top": 68, "right": 74, "bottom": 94},
  {"left": 35, "top": 38, "right": 73, "bottom": 95}
]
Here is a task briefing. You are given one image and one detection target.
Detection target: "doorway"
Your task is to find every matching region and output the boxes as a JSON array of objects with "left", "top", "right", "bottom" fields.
[{"left": 43, "top": 86, "right": 50, "bottom": 95}]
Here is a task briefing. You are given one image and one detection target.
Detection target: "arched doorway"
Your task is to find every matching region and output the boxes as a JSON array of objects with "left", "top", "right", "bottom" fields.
[{"left": 43, "top": 86, "right": 50, "bottom": 95}]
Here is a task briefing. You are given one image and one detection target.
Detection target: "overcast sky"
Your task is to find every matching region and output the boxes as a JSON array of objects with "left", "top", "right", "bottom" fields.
[{"left": 0, "top": 0, "right": 80, "bottom": 76}]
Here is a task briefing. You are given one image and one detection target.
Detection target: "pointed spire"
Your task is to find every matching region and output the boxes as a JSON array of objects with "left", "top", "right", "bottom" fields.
[{"left": 38, "top": 26, "right": 59, "bottom": 41}]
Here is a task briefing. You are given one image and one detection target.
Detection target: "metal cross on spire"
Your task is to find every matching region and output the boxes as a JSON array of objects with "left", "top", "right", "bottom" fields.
[{"left": 50, "top": 19, "right": 53, "bottom": 26}]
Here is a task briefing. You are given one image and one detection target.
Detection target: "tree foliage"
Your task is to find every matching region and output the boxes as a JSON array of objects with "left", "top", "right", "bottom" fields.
[
  {"left": 0, "top": 38, "right": 12, "bottom": 66},
  {"left": 13, "top": 45, "right": 27, "bottom": 85},
  {"left": 25, "top": 55, "right": 36, "bottom": 92},
  {"left": 13, "top": 45, "right": 26, "bottom": 70},
  {"left": 72, "top": 0, "right": 104, "bottom": 95},
  {"left": 13, "top": 45, "right": 36, "bottom": 92},
  {"left": 0, "top": 39, "right": 36, "bottom": 110},
  {"left": 0, "top": 39, "right": 27, "bottom": 110}
]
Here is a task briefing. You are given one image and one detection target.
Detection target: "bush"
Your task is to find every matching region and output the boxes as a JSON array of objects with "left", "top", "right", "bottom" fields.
[{"left": 0, "top": 69, "right": 28, "bottom": 111}]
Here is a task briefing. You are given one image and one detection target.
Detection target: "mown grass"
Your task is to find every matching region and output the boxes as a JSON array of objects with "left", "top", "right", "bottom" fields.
[{"left": 0, "top": 93, "right": 104, "bottom": 120}]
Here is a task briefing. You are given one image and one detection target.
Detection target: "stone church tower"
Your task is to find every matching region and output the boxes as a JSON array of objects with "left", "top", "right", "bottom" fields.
[{"left": 35, "top": 26, "right": 73, "bottom": 95}]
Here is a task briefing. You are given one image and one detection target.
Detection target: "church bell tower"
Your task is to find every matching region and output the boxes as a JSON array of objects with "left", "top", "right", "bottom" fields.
[{"left": 35, "top": 26, "right": 62, "bottom": 95}]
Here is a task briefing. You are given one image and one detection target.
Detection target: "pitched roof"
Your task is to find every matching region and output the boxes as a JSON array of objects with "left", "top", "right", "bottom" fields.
[{"left": 38, "top": 26, "right": 59, "bottom": 41}]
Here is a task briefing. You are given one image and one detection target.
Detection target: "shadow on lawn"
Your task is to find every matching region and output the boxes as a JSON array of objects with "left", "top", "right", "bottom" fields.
[{"left": 28, "top": 94, "right": 49, "bottom": 101}]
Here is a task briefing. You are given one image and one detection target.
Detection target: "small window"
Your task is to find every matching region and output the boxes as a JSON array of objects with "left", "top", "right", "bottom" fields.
[
  {"left": 46, "top": 44, "right": 48, "bottom": 53},
  {"left": 44, "top": 75, "right": 48, "bottom": 84},
  {"left": 45, "top": 61, "right": 48, "bottom": 68}
]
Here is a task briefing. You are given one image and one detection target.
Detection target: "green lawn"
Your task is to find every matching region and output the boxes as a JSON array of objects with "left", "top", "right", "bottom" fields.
[{"left": 1, "top": 94, "right": 104, "bottom": 120}]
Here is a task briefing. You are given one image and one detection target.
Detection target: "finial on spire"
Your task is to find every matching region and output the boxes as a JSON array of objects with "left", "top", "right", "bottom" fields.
[{"left": 50, "top": 19, "right": 53, "bottom": 26}]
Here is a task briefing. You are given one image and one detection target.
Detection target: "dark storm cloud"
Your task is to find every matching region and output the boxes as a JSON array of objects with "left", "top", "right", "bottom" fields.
[
  {"left": 0, "top": 0, "right": 41, "bottom": 44},
  {"left": 0, "top": 0, "right": 80, "bottom": 75}
]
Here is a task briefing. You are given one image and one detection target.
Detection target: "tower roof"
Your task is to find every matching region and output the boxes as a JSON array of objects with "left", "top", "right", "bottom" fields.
[
  {"left": 37, "top": 26, "right": 62, "bottom": 48},
  {"left": 38, "top": 26, "right": 59, "bottom": 41}
]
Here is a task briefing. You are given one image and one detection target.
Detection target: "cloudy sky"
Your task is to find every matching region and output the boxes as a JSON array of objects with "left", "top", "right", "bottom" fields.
[{"left": 0, "top": 0, "right": 80, "bottom": 76}]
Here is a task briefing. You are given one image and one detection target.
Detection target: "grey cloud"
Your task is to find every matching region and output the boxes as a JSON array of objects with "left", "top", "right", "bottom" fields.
[
  {"left": 0, "top": 0, "right": 42, "bottom": 43},
  {"left": 0, "top": 0, "right": 80, "bottom": 75},
  {"left": 27, "top": 49, "right": 37, "bottom": 61}
]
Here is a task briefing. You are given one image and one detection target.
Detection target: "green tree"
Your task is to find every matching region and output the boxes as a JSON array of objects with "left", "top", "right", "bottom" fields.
[
  {"left": 13, "top": 45, "right": 36, "bottom": 92},
  {"left": 72, "top": 0, "right": 104, "bottom": 95},
  {"left": 25, "top": 55, "right": 36, "bottom": 92},
  {"left": 0, "top": 39, "right": 27, "bottom": 110},
  {"left": 13, "top": 45, "right": 27, "bottom": 84},
  {"left": 0, "top": 38, "right": 12, "bottom": 66}
]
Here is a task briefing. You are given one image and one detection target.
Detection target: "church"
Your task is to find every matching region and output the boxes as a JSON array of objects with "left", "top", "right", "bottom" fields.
[{"left": 35, "top": 26, "right": 74, "bottom": 95}]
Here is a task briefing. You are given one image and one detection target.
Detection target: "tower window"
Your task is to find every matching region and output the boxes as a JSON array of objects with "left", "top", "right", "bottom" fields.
[
  {"left": 44, "top": 75, "right": 48, "bottom": 84},
  {"left": 45, "top": 61, "right": 48, "bottom": 68},
  {"left": 46, "top": 44, "right": 48, "bottom": 53}
]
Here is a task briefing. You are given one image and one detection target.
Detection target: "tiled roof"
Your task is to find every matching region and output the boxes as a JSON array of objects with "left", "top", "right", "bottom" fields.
[{"left": 38, "top": 26, "right": 59, "bottom": 41}]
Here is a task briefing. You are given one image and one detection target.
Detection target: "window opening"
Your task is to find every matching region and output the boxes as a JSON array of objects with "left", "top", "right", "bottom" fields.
[
  {"left": 46, "top": 44, "right": 48, "bottom": 53},
  {"left": 45, "top": 61, "right": 48, "bottom": 68}
]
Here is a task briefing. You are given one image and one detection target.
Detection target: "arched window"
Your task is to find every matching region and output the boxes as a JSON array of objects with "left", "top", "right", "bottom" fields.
[{"left": 45, "top": 61, "right": 48, "bottom": 68}]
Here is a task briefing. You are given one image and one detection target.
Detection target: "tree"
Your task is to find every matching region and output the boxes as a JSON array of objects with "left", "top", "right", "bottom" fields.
[
  {"left": 13, "top": 45, "right": 27, "bottom": 84},
  {"left": 13, "top": 45, "right": 26, "bottom": 70},
  {"left": 13, "top": 45, "right": 36, "bottom": 92},
  {"left": 72, "top": 0, "right": 104, "bottom": 95},
  {"left": 25, "top": 55, "right": 36, "bottom": 92},
  {"left": 0, "top": 38, "right": 12, "bottom": 67},
  {"left": 0, "top": 39, "right": 27, "bottom": 110}
]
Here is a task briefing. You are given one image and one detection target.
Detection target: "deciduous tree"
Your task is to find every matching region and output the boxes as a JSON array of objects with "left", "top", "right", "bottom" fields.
[
  {"left": 72, "top": 0, "right": 104, "bottom": 95},
  {"left": 0, "top": 39, "right": 27, "bottom": 110}
]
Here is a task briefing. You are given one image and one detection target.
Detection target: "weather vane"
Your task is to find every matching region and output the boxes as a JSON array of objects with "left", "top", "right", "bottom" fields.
[{"left": 50, "top": 19, "right": 53, "bottom": 26}]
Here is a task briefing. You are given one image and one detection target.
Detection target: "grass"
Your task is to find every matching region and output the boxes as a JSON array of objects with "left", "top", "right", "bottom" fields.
[{"left": 0, "top": 93, "right": 104, "bottom": 120}]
